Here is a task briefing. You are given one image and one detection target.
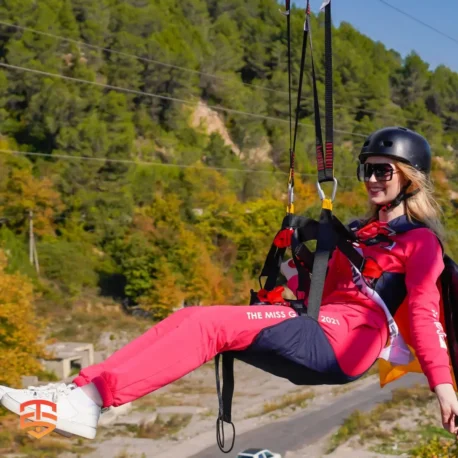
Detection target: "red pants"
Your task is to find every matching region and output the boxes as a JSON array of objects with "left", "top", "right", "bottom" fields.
[{"left": 73, "top": 305, "right": 386, "bottom": 407}]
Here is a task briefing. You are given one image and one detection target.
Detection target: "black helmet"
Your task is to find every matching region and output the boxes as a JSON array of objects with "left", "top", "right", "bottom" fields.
[{"left": 359, "top": 127, "right": 432, "bottom": 174}]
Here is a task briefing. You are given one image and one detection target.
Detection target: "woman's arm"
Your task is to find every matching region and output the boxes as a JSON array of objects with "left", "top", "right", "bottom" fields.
[
  {"left": 405, "top": 229, "right": 458, "bottom": 434},
  {"left": 405, "top": 229, "right": 449, "bottom": 389}
]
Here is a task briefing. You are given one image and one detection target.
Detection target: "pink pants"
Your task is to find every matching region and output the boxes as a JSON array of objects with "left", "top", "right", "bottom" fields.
[{"left": 73, "top": 305, "right": 385, "bottom": 407}]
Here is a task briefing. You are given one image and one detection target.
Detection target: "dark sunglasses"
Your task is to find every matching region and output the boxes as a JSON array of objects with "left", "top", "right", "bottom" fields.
[{"left": 357, "top": 163, "right": 397, "bottom": 182}]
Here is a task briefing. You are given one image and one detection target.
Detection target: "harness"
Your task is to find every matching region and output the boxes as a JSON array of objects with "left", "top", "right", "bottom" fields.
[
  {"left": 215, "top": 1, "right": 337, "bottom": 448},
  {"left": 210, "top": 0, "right": 458, "bottom": 453}
]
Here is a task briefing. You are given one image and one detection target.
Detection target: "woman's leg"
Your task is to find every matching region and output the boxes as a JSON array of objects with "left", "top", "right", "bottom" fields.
[
  {"left": 90, "top": 305, "right": 298, "bottom": 407},
  {"left": 73, "top": 306, "right": 202, "bottom": 386}
]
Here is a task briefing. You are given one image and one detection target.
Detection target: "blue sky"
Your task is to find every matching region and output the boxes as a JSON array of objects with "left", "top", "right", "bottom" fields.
[{"left": 299, "top": 0, "right": 458, "bottom": 73}]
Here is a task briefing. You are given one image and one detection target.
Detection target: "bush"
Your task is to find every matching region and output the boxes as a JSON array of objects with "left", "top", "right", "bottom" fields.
[
  {"left": 37, "top": 239, "right": 98, "bottom": 296},
  {"left": 0, "top": 227, "right": 37, "bottom": 278},
  {"left": 0, "top": 250, "right": 47, "bottom": 386},
  {"left": 409, "top": 436, "right": 458, "bottom": 457}
]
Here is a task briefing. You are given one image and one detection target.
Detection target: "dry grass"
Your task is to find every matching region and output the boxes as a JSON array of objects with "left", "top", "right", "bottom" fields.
[
  {"left": 331, "top": 384, "right": 354, "bottom": 397},
  {"left": 168, "top": 379, "right": 216, "bottom": 395},
  {"left": 262, "top": 390, "right": 315, "bottom": 415},
  {"left": 133, "top": 393, "right": 193, "bottom": 411},
  {"left": 124, "top": 414, "right": 193, "bottom": 440},
  {"left": 326, "top": 383, "right": 436, "bottom": 454},
  {"left": 115, "top": 450, "right": 147, "bottom": 458}
]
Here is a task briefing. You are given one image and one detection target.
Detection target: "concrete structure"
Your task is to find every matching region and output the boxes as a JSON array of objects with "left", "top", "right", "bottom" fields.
[
  {"left": 42, "top": 342, "right": 94, "bottom": 379},
  {"left": 21, "top": 375, "right": 39, "bottom": 388}
]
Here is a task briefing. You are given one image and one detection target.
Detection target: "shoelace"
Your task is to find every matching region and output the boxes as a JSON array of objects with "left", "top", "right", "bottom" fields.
[
  {"left": 28, "top": 382, "right": 74, "bottom": 392},
  {"left": 28, "top": 383, "right": 77, "bottom": 403},
  {"left": 27, "top": 382, "right": 108, "bottom": 412}
]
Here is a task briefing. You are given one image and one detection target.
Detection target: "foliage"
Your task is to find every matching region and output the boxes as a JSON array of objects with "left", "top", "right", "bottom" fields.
[
  {"left": 0, "top": 0, "right": 456, "bottom": 319},
  {"left": 0, "top": 227, "right": 36, "bottom": 278},
  {"left": 0, "top": 158, "right": 64, "bottom": 236},
  {"left": 37, "top": 238, "right": 99, "bottom": 295},
  {"left": 0, "top": 250, "right": 47, "bottom": 387},
  {"left": 409, "top": 435, "right": 458, "bottom": 458}
]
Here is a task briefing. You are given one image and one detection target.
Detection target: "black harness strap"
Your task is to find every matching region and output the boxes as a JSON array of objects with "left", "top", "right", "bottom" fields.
[
  {"left": 293, "top": 0, "right": 311, "bottom": 155},
  {"left": 215, "top": 353, "right": 235, "bottom": 453},
  {"left": 304, "top": 0, "right": 337, "bottom": 320},
  {"left": 291, "top": 218, "right": 317, "bottom": 298},
  {"left": 441, "top": 255, "right": 458, "bottom": 387},
  {"left": 306, "top": 206, "right": 336, "bottom": 320},
  {"left": 324, "top": 0, "right": 334, "bottom": 180},
  {"left": 293, "top": 216, "right": 367, "bottom": 279},
  {"left": 214, "top": 1, "right": 341, "bottom": 451},
  {"left": 331, "top": 216, "right": 366, "bottom": 271},
  {"left": 287, "top": 0, "right": 312, "bottom": 214},
  {"left": 257, "top": 214, "right": 316, "bottom": 293}
]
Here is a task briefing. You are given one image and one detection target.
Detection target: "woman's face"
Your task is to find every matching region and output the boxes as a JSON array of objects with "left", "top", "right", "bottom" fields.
[{"left": 359, "top": 156, "right": 405, "bottom": 206}]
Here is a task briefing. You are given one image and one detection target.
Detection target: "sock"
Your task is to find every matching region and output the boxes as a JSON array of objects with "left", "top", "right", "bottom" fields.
[{"left": 67, "top": 387, "right": 100, "bottom": 408}]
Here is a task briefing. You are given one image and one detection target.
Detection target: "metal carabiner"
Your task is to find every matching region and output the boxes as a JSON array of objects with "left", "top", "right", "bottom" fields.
[{"left": 316, "top": 177, "right": 338, "bottom": 202}]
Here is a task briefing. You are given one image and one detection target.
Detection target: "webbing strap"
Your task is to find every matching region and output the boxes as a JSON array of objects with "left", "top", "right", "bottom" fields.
[
  {"left": 291, "top": 217, "right": 317, "bottom": 297},
  {"left": 330, "top": 216, "right": 365, "bottom": 271},
  {"left": 285, "top": 0, "right": 295, "bottom": 214},
  {"left": 306, "top": 207, "right": 336, "bottom": 320},
  {"left": 215, "top": 353, "right": 235, "bottom": 453},
  {"left": 216, "top": 2, "right": 338, "bottom": 451},
  {"left": 324, "top": 0, "right": 334, "bottom": 180},
  {"left": 293, "top": 0, "right": 311, "bottom": 155},
  {"left": 259, "top": 214, "right": 316, "bottom": 291},
  {"left": 309, "top": 26, "right": 324, "bottom": 181},
  {"left": 287, "top": 0, "right": 311, "bottom": 214},
  {"left": 304, "top": 0, "right": 335, "bottom": 320},
  {"left": 293, "top": 217, "right": 365, "bottom": 273},
  {"left": 441, "top": 255, "right": 458, "bottom": 387},
  {"left": 309, "top": 0, "right": 334, "bottom": 183},
  {"left": 286, "top": 0, "right": 292, "bottom": 152}
]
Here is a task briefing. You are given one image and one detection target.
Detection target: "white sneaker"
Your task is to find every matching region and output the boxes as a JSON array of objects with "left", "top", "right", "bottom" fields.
[
  {"left": 1, "top": 384, "right": 100, "bottom": 439},
  {"left": 26, "top": 383, "right": 109, "bottom": 413},
  {"left": 0, "top": 385, "right": 14, "bottom": 401},
  {"left": 0, "top": 383, "right": 75, "bottom": 437}
]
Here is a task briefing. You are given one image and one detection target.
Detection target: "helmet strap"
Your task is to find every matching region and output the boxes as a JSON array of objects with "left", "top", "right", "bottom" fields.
[{"left": 378, "top": 181, "right": 420, "bottom": 213}]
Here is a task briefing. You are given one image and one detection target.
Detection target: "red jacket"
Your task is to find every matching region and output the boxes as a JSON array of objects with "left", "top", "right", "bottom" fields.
[{"left": 286, "top": 220, "right": 451, "bottom": 390}]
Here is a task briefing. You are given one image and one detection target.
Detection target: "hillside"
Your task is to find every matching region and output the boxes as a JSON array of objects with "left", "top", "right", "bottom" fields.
[{"left": 0, "top": 0, "right": 457, "bottom": 338}]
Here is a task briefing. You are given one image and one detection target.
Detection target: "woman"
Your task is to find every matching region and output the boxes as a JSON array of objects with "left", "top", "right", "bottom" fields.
[{"left": 2, "top": 127, "right": 458, "bottom": 440}]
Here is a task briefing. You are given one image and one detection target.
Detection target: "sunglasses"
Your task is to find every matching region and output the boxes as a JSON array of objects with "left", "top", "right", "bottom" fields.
[{"left": 357, "top": 163, "right": 397, "bottom": 182}]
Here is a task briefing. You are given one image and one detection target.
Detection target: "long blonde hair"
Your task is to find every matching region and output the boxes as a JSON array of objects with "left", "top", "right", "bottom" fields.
[{"left": 366, "top": 161, "right": 445, "bottom": 240}]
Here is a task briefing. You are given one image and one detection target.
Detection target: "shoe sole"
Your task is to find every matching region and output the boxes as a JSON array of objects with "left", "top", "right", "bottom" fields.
[{"left": 1, "top": 395, "right": 96, "bottom": 440}]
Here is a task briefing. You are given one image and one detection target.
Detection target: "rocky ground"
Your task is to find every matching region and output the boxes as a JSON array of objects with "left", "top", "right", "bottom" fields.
[
  {"left": 53, "top": 362, "right": 444, "bottom": 458},
  {"left": 2, "top": 329, "right": 453, "bottom": 458}
]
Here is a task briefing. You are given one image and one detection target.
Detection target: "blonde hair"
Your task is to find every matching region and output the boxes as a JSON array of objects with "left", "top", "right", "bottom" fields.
[{"left": 366, "top": 161, "right": 445, "bottom": 240}]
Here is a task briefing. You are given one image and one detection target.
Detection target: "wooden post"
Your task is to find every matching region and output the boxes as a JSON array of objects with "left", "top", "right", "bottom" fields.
[
  {"left": 29, "top": 210, "right": 39, "bottom": 274},
  {"left": 33, "top": 239, "right": 40, "bottom": 275},
  {"left": 29, "top": 210, "right": 33, "bottom": 265}
]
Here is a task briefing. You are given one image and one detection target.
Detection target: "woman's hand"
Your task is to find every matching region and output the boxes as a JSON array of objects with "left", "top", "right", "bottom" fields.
[{"left": 434, "top": 383, "right": 458, "bottom": 435}]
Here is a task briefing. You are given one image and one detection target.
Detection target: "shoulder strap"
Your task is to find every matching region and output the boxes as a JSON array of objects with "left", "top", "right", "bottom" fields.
[{"left": 441, "top": 255, "right": 458, "bottom": 387}]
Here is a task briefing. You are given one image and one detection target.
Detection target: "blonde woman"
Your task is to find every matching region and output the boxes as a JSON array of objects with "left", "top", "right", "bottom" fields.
[{"left": 1, "top": 127, "right": 457, "bottom": 440}]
